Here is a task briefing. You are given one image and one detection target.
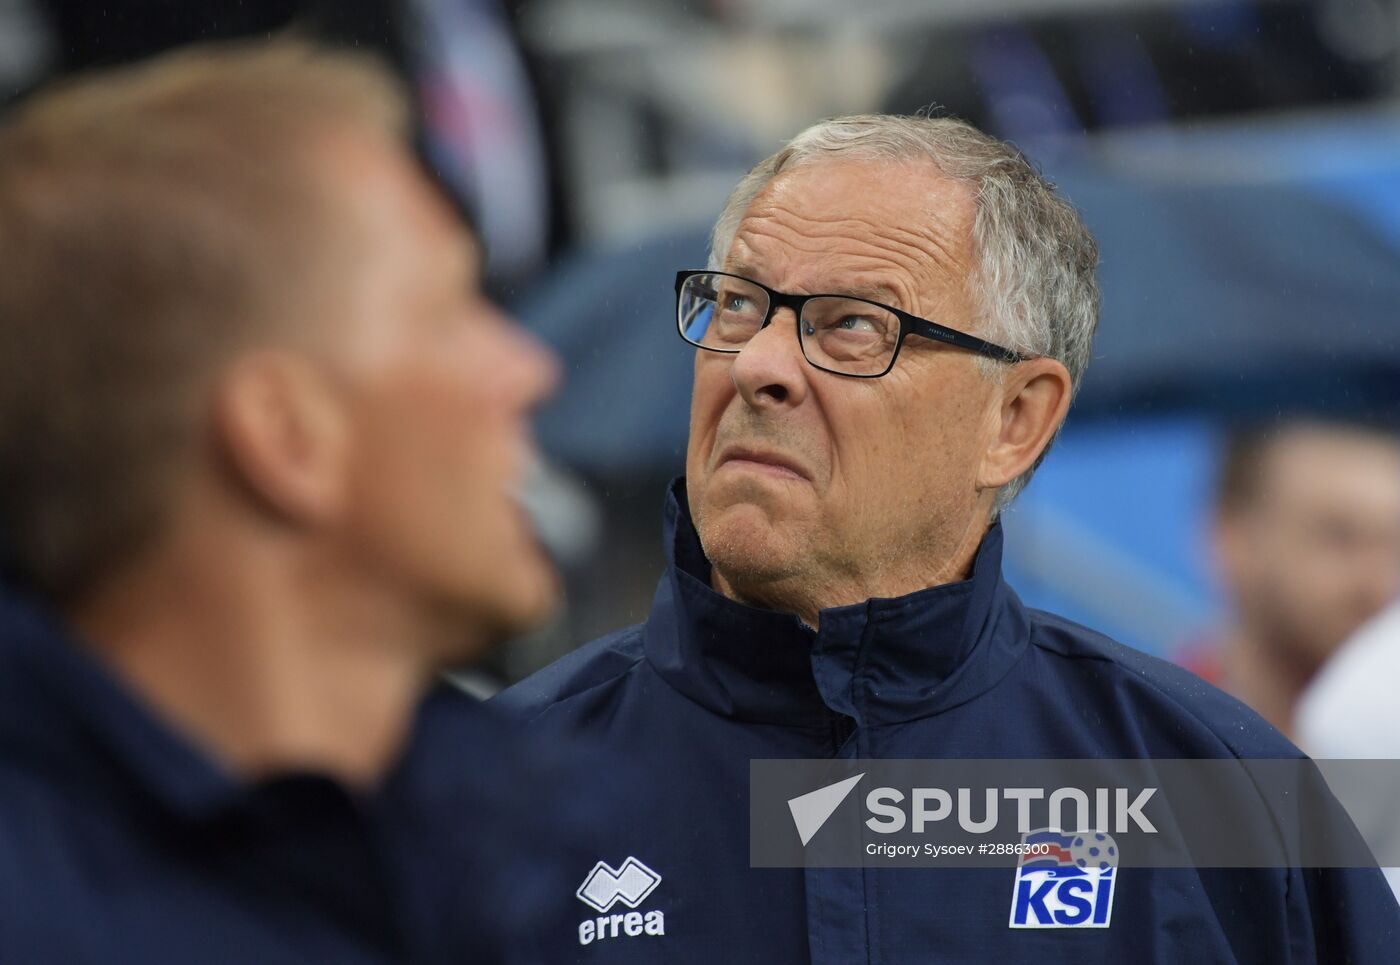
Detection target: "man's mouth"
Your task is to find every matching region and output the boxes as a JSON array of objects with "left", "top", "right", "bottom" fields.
[
  {"left": 511, "top": 456, "right": 601, "bottom": 565},
  {"left": 715, "top": 445, "right": 809, "bottom": 481}
]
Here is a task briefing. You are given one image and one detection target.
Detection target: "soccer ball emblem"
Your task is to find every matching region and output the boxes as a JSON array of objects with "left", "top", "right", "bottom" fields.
[{"left": 1068, "top": 832, "right": 1119, "bottom": 871}]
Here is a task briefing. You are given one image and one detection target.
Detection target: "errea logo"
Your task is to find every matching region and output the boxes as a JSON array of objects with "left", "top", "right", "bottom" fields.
[{"left": 576, "top": 857, "right": 666, "bottom": 946}]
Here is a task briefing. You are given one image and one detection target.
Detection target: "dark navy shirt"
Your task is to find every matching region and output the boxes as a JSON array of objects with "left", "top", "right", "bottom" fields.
[
  {"left": 0, "top": 587, "right": 585, "bottom": 964},
  {"left": 498, "top": 480, "right": 1400, "bottom": 964}
]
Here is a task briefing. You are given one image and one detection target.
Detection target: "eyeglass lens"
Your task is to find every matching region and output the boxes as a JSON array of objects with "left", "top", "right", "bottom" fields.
[{"left": 678, "top": 272, "right": 901, "bottom": 376}]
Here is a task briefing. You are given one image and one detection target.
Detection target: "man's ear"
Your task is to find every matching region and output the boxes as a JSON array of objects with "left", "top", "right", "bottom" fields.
[
  {"left": 977, "top": 357, "right": 1073, "bottom": 493},
  {"left": 211, "top": 351, "right": 350, "bottom": 526}
]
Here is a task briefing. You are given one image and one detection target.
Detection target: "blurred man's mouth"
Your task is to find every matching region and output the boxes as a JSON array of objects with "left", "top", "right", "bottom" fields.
[{"left": 511, "top": 455, "right": 601, "bottom": 567}]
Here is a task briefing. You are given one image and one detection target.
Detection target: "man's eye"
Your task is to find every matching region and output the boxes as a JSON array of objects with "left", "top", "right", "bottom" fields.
[
  {"left": 723, "top": 295, "right": 753, "bottom": 313},
  {"left": 834, "top": 315, "right": 879, "bottom": 334}
]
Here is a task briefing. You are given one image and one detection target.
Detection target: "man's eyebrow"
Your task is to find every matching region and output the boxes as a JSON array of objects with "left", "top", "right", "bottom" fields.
[
  {"left": 809, "top": 278, "right": 904, "bottom": 306},
  {"left": 724, "top": 263, "right": 901, "bottom": 304},
  {"left": 834, "top": 282, "right": 901, "bottom": 304}
]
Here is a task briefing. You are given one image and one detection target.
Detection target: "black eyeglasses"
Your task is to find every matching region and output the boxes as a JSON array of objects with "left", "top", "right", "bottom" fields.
[{"left": 675, "top": 269, "right": 1028, "bottom": 378}]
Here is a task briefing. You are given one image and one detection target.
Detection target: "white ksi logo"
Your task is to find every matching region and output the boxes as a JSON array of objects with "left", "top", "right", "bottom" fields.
[{"left": 1009, "top": 830, "right": 1118, "bottom": 929}]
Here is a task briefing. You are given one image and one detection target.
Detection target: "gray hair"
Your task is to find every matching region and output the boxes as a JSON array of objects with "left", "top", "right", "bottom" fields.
[{"left": 708, "top": 114, "right": 1100, "bottom": 512}]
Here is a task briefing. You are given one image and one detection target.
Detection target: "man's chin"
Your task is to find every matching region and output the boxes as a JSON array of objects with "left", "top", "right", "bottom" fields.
[
  {"left": 488, "top": 560, "right": 562, "bottom": 637},
  {"left": 696, "top": 503, "right": 804, "bottom": 586},
  {"left": 699, "top": 470, "right": 812, "bottom": 522},
  {"left": 435, "top": 558, "right": 561, "bottom": 664}
]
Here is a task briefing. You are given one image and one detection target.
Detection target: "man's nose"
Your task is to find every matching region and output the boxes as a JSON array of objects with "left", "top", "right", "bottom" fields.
[
  {"left": 1361, "top": 543, "right": 1400, "bottom": 608},
  {"left": 520, "top": 327, "right": 562, "bottom": 405},
  {"left": 495, "top": 308, "right": 561, "bottom": 407},
  {"left": 729, "top": 309, "right": 808, "bottom": 410}
]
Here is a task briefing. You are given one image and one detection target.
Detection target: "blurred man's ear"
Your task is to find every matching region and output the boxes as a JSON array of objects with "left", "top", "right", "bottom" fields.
[
  {"left": 977, "top": 357, "right": 1073, "bottom": 494},
  {"left": 212, "top": 352, "right": 350, "bottom": 526}
]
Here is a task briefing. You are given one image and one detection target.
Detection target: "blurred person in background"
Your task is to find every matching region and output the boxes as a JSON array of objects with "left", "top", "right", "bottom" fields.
[
  {"left": 1180, "top": 419, "right": 1400, "bottom": 737},
  {"left": 0, "top": 38, "right": 578, "bottom": 963},
  {"left": 7, "top": 0, "right": 553, "bottom": 293},
  {"left": 498, "top": 114, "right": 1398, "bottom": 963}
]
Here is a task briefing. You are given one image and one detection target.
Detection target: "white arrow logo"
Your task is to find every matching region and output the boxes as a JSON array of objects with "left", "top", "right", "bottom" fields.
[{"left": 788, "top": 773, "right": 865, "bottom": 846}]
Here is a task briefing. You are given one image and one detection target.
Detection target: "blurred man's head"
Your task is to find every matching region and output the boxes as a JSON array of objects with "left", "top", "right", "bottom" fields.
[
  {"left": 0, "top": 41, "right": 559, "bottom": 655},
  {"left": 1214, "top": 419, "right": 1400, "bottom": 675},
  {"left": 683, "top": 115, "right": 1099, "bottom": 622}
]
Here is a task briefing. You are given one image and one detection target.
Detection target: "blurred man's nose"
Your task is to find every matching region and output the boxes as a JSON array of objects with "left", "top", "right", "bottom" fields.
[
  {"left": 1367, "top": 547, "right": 1400, "bottom": 607},
  {"left": 521, "top": 327, "right": 562, "bottom": 404},
  {"left": 1348, "top": 536, "right": 1400, "bottom": 615},
  {"left": 495, "top": 307, "right": 561, "bottom": 407},
  {"left": 730, "top": 309, "right": 808, "bottom": 411}
]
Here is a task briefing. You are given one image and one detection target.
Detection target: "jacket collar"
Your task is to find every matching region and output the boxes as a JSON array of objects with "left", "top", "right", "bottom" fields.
[
  {"left": 0, "top": 586, "right": 470, "bottom": 824},
  {"left": 644, "top": 479, "right": 1030, "bottom": 727},
  {"left": 0, "top": 586, "right": 243, "bottom": 820}
]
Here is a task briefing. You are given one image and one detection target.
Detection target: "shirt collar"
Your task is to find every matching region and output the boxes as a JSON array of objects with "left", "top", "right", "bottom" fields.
[{"left": 644, "top": 478, "right": 1030, "bottom": 727}]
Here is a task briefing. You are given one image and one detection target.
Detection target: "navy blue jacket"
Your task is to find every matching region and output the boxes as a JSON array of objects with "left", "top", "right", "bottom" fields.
[
  {"left": 0, "top": 586, "right": 590, "bottom": 964},
  {"left": 498, "top": 481, "right": 1400, "bottom": 964}
]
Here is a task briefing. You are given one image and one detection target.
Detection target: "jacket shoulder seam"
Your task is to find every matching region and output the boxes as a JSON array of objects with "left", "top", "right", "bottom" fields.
[
  {"left": 1026, "top": 626, "right": 1278, "bottom": 763},
  {"left": 515, "top": 627, "right": 647, "bottom": 724}
]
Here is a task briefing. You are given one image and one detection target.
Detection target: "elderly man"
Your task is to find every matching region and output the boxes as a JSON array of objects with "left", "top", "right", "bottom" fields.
[
  {"left": 498, "top": 115, "right": 1398, "bottom": 962},
  {"left": 0, "top": 41, "right": 585, "bottom": 963}
]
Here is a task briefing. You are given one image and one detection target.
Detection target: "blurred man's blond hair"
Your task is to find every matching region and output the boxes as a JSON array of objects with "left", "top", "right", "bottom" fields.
[{"left": 0, "top": 39, "right": 411, "bottom": 602}]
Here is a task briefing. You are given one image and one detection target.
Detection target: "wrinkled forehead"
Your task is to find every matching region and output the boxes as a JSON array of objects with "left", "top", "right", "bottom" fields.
[{"left": 723, "top": 157, "right": 977, "bottom": 316}]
